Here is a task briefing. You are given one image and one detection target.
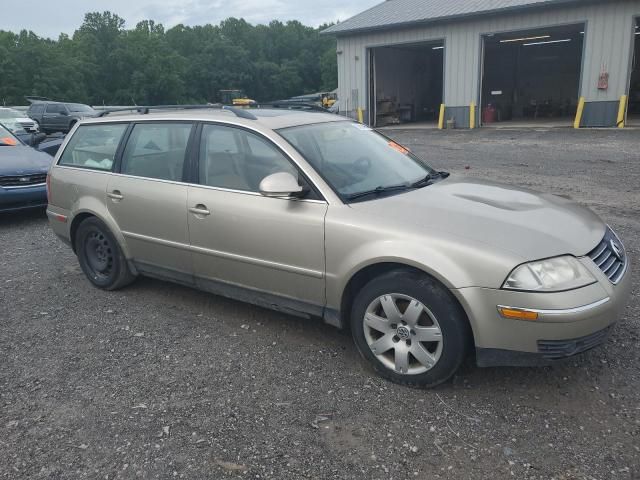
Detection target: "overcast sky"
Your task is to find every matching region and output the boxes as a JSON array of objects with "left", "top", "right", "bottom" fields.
[{"left": 0, "top": 0, "right": 380, "bottom": 38}]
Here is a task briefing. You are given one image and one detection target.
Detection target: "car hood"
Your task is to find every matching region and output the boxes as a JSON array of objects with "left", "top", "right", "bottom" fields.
[
  {"left": 350, "top": 178, "right": 605, "bottom": 261},
  {"left": 0, "top": 145, "right": 53, "bottom": 176}
]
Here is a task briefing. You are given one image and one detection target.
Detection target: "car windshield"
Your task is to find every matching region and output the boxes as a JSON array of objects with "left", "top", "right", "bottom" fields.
[
  {"left": 278, "top": 121, "right": 436, "bottom": 199},
  {"left": 0, "top": 124, "right": 19, "bottom": 146},
  {"left": 67, "top": 104, "right": 94, "bottom": 113},
  {"left": 0, "top": 109, "right": 22, "bottom": 119}
]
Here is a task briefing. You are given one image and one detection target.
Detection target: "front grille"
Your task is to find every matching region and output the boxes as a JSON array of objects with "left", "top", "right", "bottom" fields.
[
  {"left": 0, "top": 174, "right": 47, "bottom": 188},
  {"left": 538, "top": 326, "right": 612, "bottom": 360},
  {"left": 587, "top": 227, "right": 627, "bottom": 284},
  {"left": 18, "top": 121, "right": 37, "bottom": 130}
]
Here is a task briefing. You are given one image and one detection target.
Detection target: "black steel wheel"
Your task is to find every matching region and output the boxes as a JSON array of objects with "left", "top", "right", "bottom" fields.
[{"left": 75, "top": 217, "right": 135, "bottom": 290}]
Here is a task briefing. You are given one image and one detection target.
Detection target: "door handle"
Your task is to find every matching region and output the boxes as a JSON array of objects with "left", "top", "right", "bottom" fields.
[
  {"left": 189, "top": 204, "right": 211, "bottom": 216},
  {"left": 108, "top": 190, "right": 124, "bottom": 201}
]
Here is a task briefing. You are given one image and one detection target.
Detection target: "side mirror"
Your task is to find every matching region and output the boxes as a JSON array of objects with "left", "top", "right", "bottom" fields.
[{"left": 259, "top": 172, "right": 304, "bottom": 198}]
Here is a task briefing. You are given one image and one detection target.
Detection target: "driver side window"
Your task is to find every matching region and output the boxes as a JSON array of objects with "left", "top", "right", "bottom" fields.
[{"left": 198, "top": 124, "right": 299, "bottom": 193}]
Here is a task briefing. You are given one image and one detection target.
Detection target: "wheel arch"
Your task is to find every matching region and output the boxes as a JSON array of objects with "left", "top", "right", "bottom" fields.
[
  {"left": 338, "top": 262, "right": 476, "bottom": 349},
  {"left": 69, "top": 209, "right": 132, "bottom": 261}
]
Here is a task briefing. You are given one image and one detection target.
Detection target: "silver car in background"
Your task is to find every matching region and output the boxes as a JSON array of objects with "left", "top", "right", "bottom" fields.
[
  {"left": 0, "top": 107, "right": 39, "bottom": 133},
  {"left": 46, "top": 108, "right": 631, "bottom": 387}
]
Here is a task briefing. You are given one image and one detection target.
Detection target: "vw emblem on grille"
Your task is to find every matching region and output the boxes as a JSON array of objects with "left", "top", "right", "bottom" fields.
[
  {"left": 19, "top": 177, "right": 31, "bottom": 183},
  {"left": 610, "top": 240, "right": 624, "bottom": 261}
]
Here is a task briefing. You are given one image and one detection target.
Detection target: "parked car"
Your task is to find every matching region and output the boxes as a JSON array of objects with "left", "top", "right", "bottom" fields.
[
  {"left": 46, "top": 108, "right": 631, "bottom": 387},
  {"left": 0, "top": 107, "right": 39, "bottom": 133},
  {"left": 27, "top": 101, "right": 98, "bottom": 134},
  {"left": 0, "top": 124, "right": 52, "bottom": 213},
  {"left": 37, "top": 134, "right": 66, "bottom": 157}
]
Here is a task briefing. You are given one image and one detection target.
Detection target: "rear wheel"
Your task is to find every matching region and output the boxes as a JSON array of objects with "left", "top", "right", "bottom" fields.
[
  {"left": 350, "top": 270, "right": 469, "bottom": 388},
  {"left": 75, "top": 217, "right": 135, "bottom": 290}
]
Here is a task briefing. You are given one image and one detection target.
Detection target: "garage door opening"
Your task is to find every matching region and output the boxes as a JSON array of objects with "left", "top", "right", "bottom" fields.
[
  {"left": 481, "top": 24, "right": 585, "bottom": 128},
  {"left": 627, "top": 18, "right": 640, "bottom": 126},
  {"left": 368, "top": 41, "right": 444, "bottom": 128}
]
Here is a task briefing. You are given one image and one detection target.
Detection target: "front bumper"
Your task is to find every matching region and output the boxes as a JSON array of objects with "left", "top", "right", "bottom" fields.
[
  {"left": 454, "top": 256, "right": 632, "bottom": 367},
  {"left": 0, "top": 184, "right": 47, "bottom": 213}
]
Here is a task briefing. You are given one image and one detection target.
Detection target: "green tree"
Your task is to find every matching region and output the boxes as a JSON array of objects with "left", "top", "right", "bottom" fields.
[{"left": 0, "top": 12, "right": 338, "bottom": 106}]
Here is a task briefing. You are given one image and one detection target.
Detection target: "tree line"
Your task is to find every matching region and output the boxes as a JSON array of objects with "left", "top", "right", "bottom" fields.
[{"left": 0, "top": 11, "right": 338, "bottom": 106}]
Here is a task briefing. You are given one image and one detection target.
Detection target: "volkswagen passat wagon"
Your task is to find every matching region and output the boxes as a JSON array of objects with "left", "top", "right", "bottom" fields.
[{"left": 46, "top": 108, "right": 631, "bottom": 387}]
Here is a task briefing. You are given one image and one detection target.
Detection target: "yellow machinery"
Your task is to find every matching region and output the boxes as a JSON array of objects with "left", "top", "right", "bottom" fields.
[
  {"left": 219, "top": 90, "right": 256, "bottom": 107},
  {"left": 322, "top": 92, "right": 337, "bottom": 109}
]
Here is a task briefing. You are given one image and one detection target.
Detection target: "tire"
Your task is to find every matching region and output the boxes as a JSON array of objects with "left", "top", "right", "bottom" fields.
[
  {"left": 350, "top": 269, "right": 469, "bottom": 388},
  {"left": 75, "top": 217, "right": 136, "bottom": 291}
]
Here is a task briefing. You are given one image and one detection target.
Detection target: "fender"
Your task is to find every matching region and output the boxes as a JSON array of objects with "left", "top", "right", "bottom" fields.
[{"left": 325, "top": 238, "right": 520, "bottom": 312}]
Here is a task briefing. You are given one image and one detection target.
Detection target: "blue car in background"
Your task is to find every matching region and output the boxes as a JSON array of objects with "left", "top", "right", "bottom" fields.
[{"left": 0, "top": 123, "right": 53, "bottom": 213}]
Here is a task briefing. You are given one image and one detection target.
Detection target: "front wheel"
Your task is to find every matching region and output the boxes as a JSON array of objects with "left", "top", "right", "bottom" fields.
[
  {"left": 75, "top": 217, "right": 136, "bottom": 290},
  {"left": 350, "top": 270, "right": 470, "bottom": 388}
]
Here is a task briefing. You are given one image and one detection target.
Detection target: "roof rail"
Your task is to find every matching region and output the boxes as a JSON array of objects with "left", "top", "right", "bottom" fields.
[
  {"left": 253, "top": 102, "right": 328, "bottom": 112},
  {"left": 96, "top": 104, "right": 257, "bottom": 120}
]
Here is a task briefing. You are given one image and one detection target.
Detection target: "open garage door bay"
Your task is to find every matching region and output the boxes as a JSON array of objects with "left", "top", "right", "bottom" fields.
[
  {"left": 481, "top": 24, "right": 585, "bottom": 128},
  {"left": 368, "top": 41, "right": 443, "bottom": 128}
]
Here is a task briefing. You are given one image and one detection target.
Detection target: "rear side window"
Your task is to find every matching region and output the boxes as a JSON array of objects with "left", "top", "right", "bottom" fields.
[
  {"left": 58, "top": 124, "right": 128, "bottom": 171},
  {"left": 120, "top": 123, "right": 193, "bottom": 182},
  {"left": 46, "top": 104, "right": 67, "bottom": 114},
  {"left": 29, "top": 104, "right": 44, "bottom": 115}
]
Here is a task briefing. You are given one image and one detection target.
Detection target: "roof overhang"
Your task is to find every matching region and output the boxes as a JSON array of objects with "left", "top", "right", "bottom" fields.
[{"left": 322, "top": 0, "right": 590, "bottom": 36}]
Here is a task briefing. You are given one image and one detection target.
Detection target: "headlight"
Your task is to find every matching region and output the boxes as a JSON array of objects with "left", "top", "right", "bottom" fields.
[{"left": 503, "top": 256, "right": 596, "bottom": 292}]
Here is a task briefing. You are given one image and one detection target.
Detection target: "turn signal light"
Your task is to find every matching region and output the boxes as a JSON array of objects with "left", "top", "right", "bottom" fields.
[{"left": 498, "top": 307, "right": 539, "bottom": 321}]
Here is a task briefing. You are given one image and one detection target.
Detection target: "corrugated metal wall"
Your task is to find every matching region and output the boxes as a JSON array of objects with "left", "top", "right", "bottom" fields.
[{"left": 336, "top": 0, "right": 640, "bottom": 117}]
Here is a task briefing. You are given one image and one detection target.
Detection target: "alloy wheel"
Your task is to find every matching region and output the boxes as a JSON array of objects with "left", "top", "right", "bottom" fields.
[{"left": 363, "top": 294, "right": 444, "bottom": 375}]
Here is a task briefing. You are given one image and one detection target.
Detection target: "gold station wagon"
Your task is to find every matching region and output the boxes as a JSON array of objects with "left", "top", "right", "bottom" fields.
[{"left": 46, "top": 107, "right": 631, "bottom": 387}]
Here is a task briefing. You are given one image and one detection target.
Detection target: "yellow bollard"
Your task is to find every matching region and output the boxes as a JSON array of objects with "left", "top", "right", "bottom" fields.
[
  {"left": 438, "top": 104, "right": 445, "bottom": 130},
  {"left": 470, "top": 102, "right": 476, "bottom": 129},
  {"left": 617, "top": 95, "right": 628, "bottom": 128},
  {"left": 574, "top": 97, "right": 585, "bottom": 129}
]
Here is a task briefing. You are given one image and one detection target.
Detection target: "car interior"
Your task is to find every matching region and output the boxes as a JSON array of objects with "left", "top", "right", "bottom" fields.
[
  {"left": 199, "top": 125, "right": 298, "bottom": 192},
  {"left": 121, "top": 123, "right": 191, "bottom": 182}
]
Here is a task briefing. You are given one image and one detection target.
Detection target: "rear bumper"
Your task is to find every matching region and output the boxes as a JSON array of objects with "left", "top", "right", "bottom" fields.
[
  {"left": 0, "top": 185, "right": 47, "bottom": 213},
  {"left": 454, "top": 256, "right": 632, "bottom": 367}
]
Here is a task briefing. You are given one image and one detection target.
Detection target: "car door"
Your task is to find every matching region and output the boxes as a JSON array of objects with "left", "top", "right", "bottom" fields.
[
  {"left": 43, "top": 104, "right": 67, "bottom": 131},
  {"left": 187, "top": 123, "right": 328, "bottom": 314},
  {"left": 106, "top": 122, "right": 195, "bottom": 283}
]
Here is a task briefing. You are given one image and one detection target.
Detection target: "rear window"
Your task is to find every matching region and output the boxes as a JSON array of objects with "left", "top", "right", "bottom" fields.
[{"left": 58, "top": 124, "right": 128, "bottom": 171}]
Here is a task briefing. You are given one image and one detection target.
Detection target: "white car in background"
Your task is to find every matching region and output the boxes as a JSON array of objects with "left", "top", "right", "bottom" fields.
[{"left": 0, "top": 108, "right": 39, "bottom": 133}]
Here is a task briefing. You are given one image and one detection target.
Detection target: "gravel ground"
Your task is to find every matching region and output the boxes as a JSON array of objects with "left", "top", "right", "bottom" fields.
[{"left": 1, "top": 128, "right": 639, "bottom": 480}]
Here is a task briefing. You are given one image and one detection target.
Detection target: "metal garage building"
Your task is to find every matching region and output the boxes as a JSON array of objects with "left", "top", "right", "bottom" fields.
[{"left": 323, "top": 0, "right": 640, "bottom": 129}]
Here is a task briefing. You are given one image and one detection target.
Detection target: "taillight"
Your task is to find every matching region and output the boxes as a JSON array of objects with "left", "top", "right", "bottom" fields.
[{"left": 46, "top": 173, "right": 51, "bottom": 203}]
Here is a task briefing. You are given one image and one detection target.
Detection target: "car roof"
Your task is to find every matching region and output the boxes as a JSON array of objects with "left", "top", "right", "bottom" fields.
[{"left": 80, "top": 108, "right": 349, "bottom": 130}]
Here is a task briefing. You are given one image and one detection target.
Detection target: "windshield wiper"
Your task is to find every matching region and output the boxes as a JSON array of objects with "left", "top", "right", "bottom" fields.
[
  {"left": 410, "top": 171, "right": 450, "bottom": 188},
  {"left": 346, "top": 184, "right": 412, "bottom": 201},
  {"left": 347, "top": 171, "right": 451, "bottom": 201}
]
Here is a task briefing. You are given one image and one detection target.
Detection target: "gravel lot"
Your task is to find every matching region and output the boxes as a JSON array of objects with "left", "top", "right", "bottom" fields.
[{"left": 1, "top": 128, "right": 639, "bottom": 480}]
